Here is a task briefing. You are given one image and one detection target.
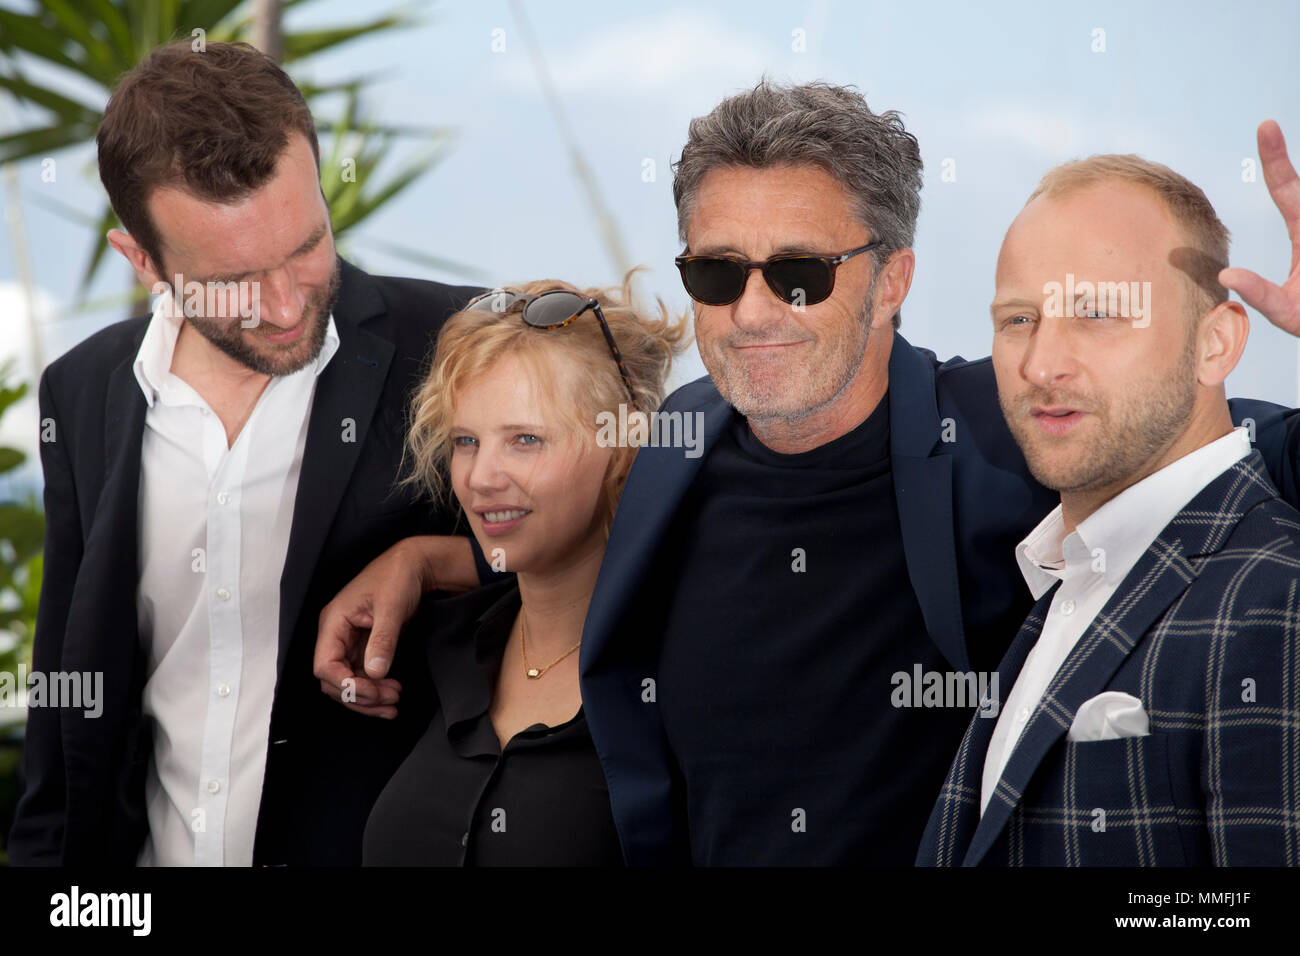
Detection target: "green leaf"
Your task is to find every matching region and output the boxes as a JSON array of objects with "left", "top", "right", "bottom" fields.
[
  {"left": 17, "top": 552, "right": 43, "bottom": 616},
  {"left": 84, "top": 0, "right": 139, "bottom": 68},
  {"left": 127, "top": 0, "right": 183, "bottom": 54},
  {"left": 0, "top": 504, "right": 45, "bottom": 562},
  {"left": 297, "top": 73, "right": 382, "bottom": 99},
  {"left": 333, "top": 142, "right": 448, "bottom": 234},
  {"left": 0, "top": 122, "right": 98, "bottom": 165},
  {"left": 0, "top": 71, "right": 102, "bottom": 125},
  {"left": 0, "top": 10, "right": 85, "bottom": 73},
  {"left": 178, "top": 0, "right": 246, "bottom": 37},
  {"left": 38, "top": 0, "right": 131, "bottom": 82},
  {"left": 0, "top": 383, "right": 29, "bottom": 421},
  {"left": 0, "top": 449, "right": 27, "bottom": 478},
  {"left": 281, "top": 14, "right": 414, "bottom": 63}
]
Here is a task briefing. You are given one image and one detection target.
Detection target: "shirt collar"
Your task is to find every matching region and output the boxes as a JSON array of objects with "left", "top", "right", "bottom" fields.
[
  {"left": 423, "top": 581, "right": 522, "bottom": 753},
  {"left": 1016, "top": 426, "right": 1252, "bottom": 599},
  {"left": 1015, "top": 505, "right": 1069, "bottom": 600},
  {"left": 132, "top": 290, "right": 183, "bottom": 408},
  {"left": 132, "top": 287, "right": 340, "bottom": 408}
]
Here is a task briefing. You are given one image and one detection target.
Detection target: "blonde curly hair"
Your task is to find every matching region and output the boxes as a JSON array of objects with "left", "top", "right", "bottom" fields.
[{"left": 403, "top": 268, "right": 692, "bottom": 538}]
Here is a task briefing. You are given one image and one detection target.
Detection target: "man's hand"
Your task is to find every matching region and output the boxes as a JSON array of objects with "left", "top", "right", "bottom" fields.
[
  {"left": 1220, "top": 120, "right": 1300, "bottom": 335},
  {"left": 314, "top": 535, "right": 475, "bottom": 718}
]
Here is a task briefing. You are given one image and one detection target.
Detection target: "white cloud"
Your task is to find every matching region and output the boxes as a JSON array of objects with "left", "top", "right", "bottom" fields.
[
  {"left": 495, "top": 8, "right": 811, "bottom": 98},
  {"left": 945, "top": 102, "right": 1181, "bottom": 163}
]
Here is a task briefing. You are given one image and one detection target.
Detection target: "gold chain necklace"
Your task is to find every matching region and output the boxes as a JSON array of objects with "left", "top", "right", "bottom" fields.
[{"left": 520, "top": 614, "right": 581, "bottom": 680}]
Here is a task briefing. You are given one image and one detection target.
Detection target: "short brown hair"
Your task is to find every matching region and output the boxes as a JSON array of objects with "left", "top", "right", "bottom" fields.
[
  {"left": 96, "top": 40, "right": 319, "bottom": 274},
  {"left": 404, "top": 270, "right": 691, "bottom": 539},
  {"left": 1026, "top": 155, "right": 1230, "bottom": 319}
]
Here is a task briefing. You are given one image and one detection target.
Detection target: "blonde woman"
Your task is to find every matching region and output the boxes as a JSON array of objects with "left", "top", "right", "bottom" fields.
[{"left": 362, "top": 275, "right": 687, "bottom": 865}]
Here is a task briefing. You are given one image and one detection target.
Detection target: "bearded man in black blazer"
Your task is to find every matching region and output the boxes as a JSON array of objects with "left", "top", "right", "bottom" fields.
[{"left": 6, "top": 41, "right": 484, "bottom": 866}]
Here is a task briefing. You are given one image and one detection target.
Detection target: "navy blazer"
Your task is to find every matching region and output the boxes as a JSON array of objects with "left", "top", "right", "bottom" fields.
[
  {"left": 578, "top": 332, "right": 1300, "bottom": 866},
  {"left": 917, "top": 452, "right": 1300, "bottom": 866},
  {"left": 7, "top": 260, "right": 480, "bottom": 866}
]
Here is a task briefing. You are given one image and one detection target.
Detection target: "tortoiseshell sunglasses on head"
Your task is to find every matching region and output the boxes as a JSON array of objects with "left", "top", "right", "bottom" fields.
[{"left": 467, "top": 289, "right": 635, "bottom": 403}]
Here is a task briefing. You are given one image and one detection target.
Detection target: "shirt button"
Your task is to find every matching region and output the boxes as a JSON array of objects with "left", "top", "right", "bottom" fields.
[
  {"left": 216, "top": 682, "right": 231, "bottom": 698},
  {"left": 1061, "top": 599, "right": 1076, "bottom": 616},
  {"left": 200, "top": 408, "right": 211, "bottom": 417},
  {"left": 216, "top": 491, "right": 230, "bottom": 505},
  {"left": 461, "top": 832, "right": 468, "bottom": 847},
  {"left": 207, "top": 779, "right": 221, "bottom": 794},
  {"left": 1018, "top": 706, "right": 1031, "bottom": 723},
  {"left": 216, "top": 587, "right": 231, "bottom": 601}
]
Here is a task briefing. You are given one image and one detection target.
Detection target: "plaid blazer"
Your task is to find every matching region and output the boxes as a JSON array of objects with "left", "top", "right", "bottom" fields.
[{"left": 917, "top": 450, "right": 1300, "bottom": 866}]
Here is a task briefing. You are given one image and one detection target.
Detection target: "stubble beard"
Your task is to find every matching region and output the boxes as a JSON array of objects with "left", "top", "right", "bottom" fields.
[
  {"left": 1001, "top": 332, "right": 1199, "bottom": 495},
  {"left": 186, "top": 258, "right": 342, "bottom": 377},
  {"left": 706, "top": 271, "right": 878, "bottom": 429}
]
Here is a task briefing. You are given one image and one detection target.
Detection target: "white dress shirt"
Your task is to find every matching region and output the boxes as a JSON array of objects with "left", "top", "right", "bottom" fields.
[
  {"left": 979, "top": 426, "right": 1252, "bottom": 815},
  {"left": 132, "top": 291, "right": 338, "bottom": 866}
]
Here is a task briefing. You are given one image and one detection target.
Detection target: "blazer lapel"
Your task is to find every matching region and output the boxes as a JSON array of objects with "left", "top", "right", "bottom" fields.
[
  {"left": 580, "top": 383, "right": 733, "bottom": 670},
  {"left": 578, "top": 381, "right": 731, "bottom": 865},
  {"left": 275, "top": 261, "right": 393, "bottom": 677},
  {"left": 924, "top": 586, "right": 1056, "bottom": 864},
  {"left": 963, "top": 451, "right": 1278, "bottom": 865},
  {"left": 64, "top": 354, "right": 145, "bottom": 681},
  {"left": 62, "top": 352, "right": 148, "bottom": 837},
  {"left": 889, "top": 334, "right": 969, "bottom": 671}
]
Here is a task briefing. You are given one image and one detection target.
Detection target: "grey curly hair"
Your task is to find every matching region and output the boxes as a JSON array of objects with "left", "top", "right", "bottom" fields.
[{"left": 672, "top": 79, "right": 924, "bottom": 328}]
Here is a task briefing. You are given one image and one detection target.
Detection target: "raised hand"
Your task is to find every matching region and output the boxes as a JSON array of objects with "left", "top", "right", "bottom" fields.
[{"left": 1220, "top": 121, "right": 1300, "bottom": 336}]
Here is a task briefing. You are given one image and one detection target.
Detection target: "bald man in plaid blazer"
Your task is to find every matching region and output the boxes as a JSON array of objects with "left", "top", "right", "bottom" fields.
[
  {"left": 918, "top": 451, "right": 1300, "bottom": 866},
  {"left": 918, "top": 153, "right": 1300, "bottom": 867}
]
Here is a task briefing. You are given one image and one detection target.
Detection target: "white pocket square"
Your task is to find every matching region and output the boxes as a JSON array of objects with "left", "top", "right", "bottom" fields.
[{"left": 1067, "top": 691, "right": 1150, "bottom": 742}]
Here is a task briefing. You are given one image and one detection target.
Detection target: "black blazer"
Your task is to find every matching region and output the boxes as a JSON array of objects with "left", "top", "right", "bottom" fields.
[{"left": 7, "top": 259, "right": 480, "bottom": 866}]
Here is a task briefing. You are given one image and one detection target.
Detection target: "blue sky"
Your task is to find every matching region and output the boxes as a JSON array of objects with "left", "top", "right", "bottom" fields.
[{"left": 2, "top": 0, "right": 1299, "bottom": 484}]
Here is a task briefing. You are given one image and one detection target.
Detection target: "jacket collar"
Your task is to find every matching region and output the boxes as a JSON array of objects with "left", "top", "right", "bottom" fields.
[
  {"left": 274, "top": 258, "right": 395, "bottom": 676},
  {"left": 887, "top": 333, "right": 969, "bottom": 670},
  {"left": 424, "top": 579, "right": 522, "bottom": 752}
]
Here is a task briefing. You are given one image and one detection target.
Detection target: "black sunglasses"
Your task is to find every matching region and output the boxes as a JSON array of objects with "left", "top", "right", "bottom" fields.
[
  {"left": 467, "top": 289, "right": 635, "bottom": 402},
  {"left": 675, "top": 240, "right": 882, "bottom": 307}
]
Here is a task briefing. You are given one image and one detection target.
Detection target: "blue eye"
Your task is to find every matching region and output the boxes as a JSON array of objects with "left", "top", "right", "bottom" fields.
[
  {"left": 451, "top": 435, "right": 477, "bottom": 448},
  {"left": 517, "top": 434, "right": 540, "bottom": 446}
]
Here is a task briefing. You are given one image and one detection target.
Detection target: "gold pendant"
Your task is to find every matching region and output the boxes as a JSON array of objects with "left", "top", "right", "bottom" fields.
[{"left": 526, "top": 668, "right": 541, "bottom": 679}]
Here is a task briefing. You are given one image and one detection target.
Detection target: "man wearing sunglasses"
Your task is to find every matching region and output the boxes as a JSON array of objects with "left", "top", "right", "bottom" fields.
[{"left": 319, "top": 81, "right": 1300, "bottom": 865}]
